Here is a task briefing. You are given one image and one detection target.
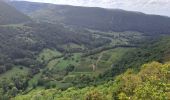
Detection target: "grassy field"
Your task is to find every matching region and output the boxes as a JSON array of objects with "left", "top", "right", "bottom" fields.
[
  {"left": 75, "top": 47, "right": 134, "bottom": 74},
  {"left": 0, "top": 66, "right": 29, "bottom": 80},
  {"left": 47, "top": 53, "right": 81, "bottom": 70},
  {"left": 37, "top": 49, "right": 62, "bottom": 62}
]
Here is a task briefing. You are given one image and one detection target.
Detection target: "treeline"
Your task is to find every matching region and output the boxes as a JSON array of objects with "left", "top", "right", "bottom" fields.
[{"left": 82, "top": 44, "right": 138, "bottom": 57}]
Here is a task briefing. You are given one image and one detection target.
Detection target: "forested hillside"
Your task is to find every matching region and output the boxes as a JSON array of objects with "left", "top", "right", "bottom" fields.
[{"left": 11, "top": 1, "right": 170, "bottom": 34}]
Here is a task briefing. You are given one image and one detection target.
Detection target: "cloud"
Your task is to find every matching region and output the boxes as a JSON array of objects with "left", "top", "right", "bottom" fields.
[{"left": 12, "top": 0, "right": 170, "bottom": 16}]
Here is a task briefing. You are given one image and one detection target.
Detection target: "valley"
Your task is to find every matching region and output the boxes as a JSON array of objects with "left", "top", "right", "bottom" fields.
[{"left": 0, "top": 0, "right": 169, "bottom": 99}]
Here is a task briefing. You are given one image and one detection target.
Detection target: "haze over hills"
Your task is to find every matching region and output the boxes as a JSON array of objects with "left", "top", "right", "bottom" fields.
[
  {"left": 11, "top": 0, "right": 170, "bottom": 16},
  {"left": 10, "top": 1, "right": 170, "bottom": 34},
  {"left": 0, "top": 0, "right": 31, "bottom": 25}
]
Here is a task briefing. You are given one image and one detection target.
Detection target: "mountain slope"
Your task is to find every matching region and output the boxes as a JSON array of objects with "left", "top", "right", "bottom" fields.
[
  {"left": 10, "top": 1, "right": 170, "bottom": 34},
  {"left": 0, "top": 1, "right": 31, "bottom": 25},
  {"left": 10, "top": 0, "right": 170, "bottom": 16}
]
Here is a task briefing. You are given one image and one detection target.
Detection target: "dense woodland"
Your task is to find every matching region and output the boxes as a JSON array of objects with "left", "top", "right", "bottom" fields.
[
  {"left": 11, "top": 1, "right": 170, "bottom": 34},
  {"left": 0, "top": 0, "right": 169, "bottom": 100}
]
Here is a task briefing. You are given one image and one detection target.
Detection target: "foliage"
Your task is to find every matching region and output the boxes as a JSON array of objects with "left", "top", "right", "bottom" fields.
[
  {"left": 114, "top": 62, "right": 170, "bottom": 99},
  {"left": 103, "top": 36, "right": 170, "bottom": 78},
  {"left": 13, "top": 61, "right": 170, "bottom": 100}
]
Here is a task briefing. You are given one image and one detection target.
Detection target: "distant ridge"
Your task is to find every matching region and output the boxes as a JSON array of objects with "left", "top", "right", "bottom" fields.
[
  {"left": 10, "top": 1, "right": 170, "bottom": 34},
  {"left": 0, "top": 0, "right": 31, "bottom": 25}
]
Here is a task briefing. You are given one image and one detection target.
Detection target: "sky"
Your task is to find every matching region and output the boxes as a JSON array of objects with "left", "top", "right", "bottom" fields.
[{"left": 12, "top": 0, "right": 170, "bottom": 16}]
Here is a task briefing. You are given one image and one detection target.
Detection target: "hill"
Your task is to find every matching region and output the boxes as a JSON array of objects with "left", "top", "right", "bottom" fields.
[
  {"left": 10, "top": 1, "right": 170, "bottom": 34},
  {"left": 0, "top": 1, "right": 31, "bottom": 25}
]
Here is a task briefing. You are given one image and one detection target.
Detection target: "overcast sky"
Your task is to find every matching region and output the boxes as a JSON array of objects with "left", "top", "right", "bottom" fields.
[{"left": 13, "top": 0, "right": 170, "bottom": 16}]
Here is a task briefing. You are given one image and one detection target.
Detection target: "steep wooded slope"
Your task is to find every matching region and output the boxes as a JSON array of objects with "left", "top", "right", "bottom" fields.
[{"left": 11, "top": 1, "right": 170, "bottom": 34}]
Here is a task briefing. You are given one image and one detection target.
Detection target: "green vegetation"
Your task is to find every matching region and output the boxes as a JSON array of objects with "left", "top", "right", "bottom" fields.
[
  {"left": 37, "top": 49, "right": 62, "bottom": 63},
  {"left": 0, "top": 66, "right": 29, "bottom": 80},
  {"left": 52, "top": 53, "right": 80, "bottom": 69},
  {"left": 0, "top": 1, "right": 170, "bottom": 99},
  {"left": 13, "top": 61, "right": 170, "bottom": 100},
  {"left": 102, "top": 36, "right": 170, "bottom": 78},
  {"left": 1, "top": 30, "right": 170, "bottom": 99},
  {"left": 2, "top": 35, "right": 169, "bottom": 99}
]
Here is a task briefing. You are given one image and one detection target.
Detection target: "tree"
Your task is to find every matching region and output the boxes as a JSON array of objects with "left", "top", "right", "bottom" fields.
[
  {"left": 10, "top": 87, "right": 18, "bottom": 96},
  {"left": 114, "top": 62, "right": 170, "bottom": 99},
  {"left": 118, "top": 92, "right": 129, "bottom": 100},
  {"left": 65, "top": 65, "right": 75, "bottom": 73},
  {"left": 85, "top": 89, "right": 105, "bottom": 100}
]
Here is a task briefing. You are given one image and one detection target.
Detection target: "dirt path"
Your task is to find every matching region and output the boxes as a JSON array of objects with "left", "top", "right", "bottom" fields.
[
  {"left": 96, "top": 52, "right": 104, "bottom": 67},
  {"left": 92, "top": 52, "right": 104, "bottom": 71}
]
